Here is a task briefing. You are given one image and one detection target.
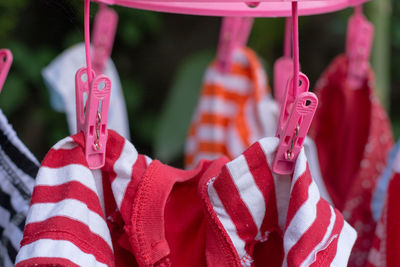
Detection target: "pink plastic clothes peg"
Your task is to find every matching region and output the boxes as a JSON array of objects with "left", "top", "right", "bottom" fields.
[
  {"left": 83, "top": 74, "right": 112, "bottom": 169},
  {"left": 273, "top": 75, "right": 318, "bottom": 175},
  {"left": 92, "top": 0, "right": 370, "bottom": 18},
  {"left": 79, "top": 0, "right": 113, "bottom": 169},
  {"left": 216, "top": 17, "right": 253, "bottom": 72},
  {"left": 0, "top": 49, "right": 13, "bottom": 93},
  {"left": 272, "top": 2, "right": 318, "bottom": 175},
  {"left": 273, "top": 17, "right": 293, "bottom": 107},
  {"left": 346, "top": 5, "right": 373, "bottom": 90},
  {"left": 92, "top": 4, "right": 118, "bottom": 75}
]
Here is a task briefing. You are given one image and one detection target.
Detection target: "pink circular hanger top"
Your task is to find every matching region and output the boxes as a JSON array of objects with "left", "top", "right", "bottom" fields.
[{"left": 93, "top": 0, "right": 370, "bottom": 17}]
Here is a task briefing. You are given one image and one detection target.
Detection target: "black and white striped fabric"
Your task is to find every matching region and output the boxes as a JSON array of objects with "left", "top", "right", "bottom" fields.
[{"left": 0, "top": 110, "right": 38, "bottom": 267}]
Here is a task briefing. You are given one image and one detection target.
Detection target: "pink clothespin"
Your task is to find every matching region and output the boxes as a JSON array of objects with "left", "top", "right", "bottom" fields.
[
  {"left": 0, "top": 49, "right": 13, "bottom": 93},
  {"left": 92, "top": 4, "right": 118, "bottom": 75},
  {"left": 272, "top": 2, "right": 318, "bottom": 175},
  {"left": 273, "top": 17, "right": 293, "bottom": 107},
  {"left": 216, "top": 17, "right": 253, "bottom": 72},
  {"left": 83, "top": 74, "right": 112, "bottom": 169},
  {"left": 76, "top": 0, "right": 112, "bottom": 169},
  {"left": 346, "top": 5, "right": 373, "bottom": 89},
  {"left": 273, "top": 74, "right": 318, "bottom": 175}
]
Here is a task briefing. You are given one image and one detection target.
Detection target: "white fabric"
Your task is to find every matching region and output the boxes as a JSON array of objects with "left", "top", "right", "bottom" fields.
[{"left": 42, "top": 43, "right": 130, "bottom": 140}]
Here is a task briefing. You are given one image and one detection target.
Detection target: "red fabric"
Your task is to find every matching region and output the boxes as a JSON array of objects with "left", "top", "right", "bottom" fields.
[
  {"left": 385, "top": 173, "right": 400, "bottom": 266},
  {"left": 126, "top": 157, "right": 242, "bottom": 267},
  {"left": 309, "top": 55, "right": 394, "bottom": 267}
]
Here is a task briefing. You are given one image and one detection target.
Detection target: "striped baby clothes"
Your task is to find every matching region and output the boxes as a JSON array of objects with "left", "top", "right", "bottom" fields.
[
  {"left": 205, "top": 137, "right": 357, "bottom": 266},
  {"left": 16, "top": 130, "right": 356, "bottom": 266},
  {"left": 15, "top": 130, "right": 144, "bottom": 267},
  {"left": 185, "top": 47, "right": 278, "bottom": 169},
  {"left": 309, "top": 55, "right": 394, "bottom": 267},
  {"left": 367, "top": 141, "right": 400, "bottom": 267},
  {"left": 0, "top": 109, "right": 38, "bottom": 267}
]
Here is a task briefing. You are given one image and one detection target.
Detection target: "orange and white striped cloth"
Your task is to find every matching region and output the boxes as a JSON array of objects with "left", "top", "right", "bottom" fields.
[
  {"left": 206, "top": 137, "right": 357, "bottom": 266},
  {"left": 185, "top": 47, "right": 278, "bottom": 169}
]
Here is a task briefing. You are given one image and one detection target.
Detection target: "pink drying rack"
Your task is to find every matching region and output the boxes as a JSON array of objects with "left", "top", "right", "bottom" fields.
[{"left": 93, "top": 0, "right": 369, "bottom": 17}]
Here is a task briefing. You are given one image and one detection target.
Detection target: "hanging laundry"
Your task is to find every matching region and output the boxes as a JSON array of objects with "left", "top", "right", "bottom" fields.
[
  {"left": 367, "top": 141, "right": 400, "bottom": 267},
  {"left": 42, "top": 43, "right": 131, "bottom": 139},
  {"left": 309, "top": 54, "right": 394, "bottom": 267},
  {"left": 15, "top": 130, "right": 355, "bottom": 267},
  {"left": 185, "top": 47, "right": 332, "bottom": 204},
  {"left": 185, "top": 47, "right": 278, "bottom": 170},
  {"left": 0, "top": 110, "right": 38, "bottom": 267},
  {"left": 208, "top": 137, "right": 356, "bottom": 266}
]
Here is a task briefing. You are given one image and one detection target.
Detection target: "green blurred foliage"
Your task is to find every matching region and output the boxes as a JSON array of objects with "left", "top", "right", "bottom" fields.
[{"left": 0, "top": 0, "right": 398, "bottom": 164}]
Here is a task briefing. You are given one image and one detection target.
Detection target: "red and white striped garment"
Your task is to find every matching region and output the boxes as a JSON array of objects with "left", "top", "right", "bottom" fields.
[
  {"left": 309, "top": 55, "right": 393, "bottom": 267},
  {"left": 15, "top": 130, "right": 149, "bottom": 267},
  {"left": 367, "top": 145, "right": 400, "bottom": 267},
  {"left": 16, "top": 130, "right": 356, "bottom": 266},
  {"left": 206, "top": 137, "right": 357, "bottom": 267},
  {"left": 185, "top": 47, "right": 278, "bottom": 169}
]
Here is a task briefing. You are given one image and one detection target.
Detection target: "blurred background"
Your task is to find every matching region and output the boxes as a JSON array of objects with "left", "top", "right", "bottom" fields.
[{"left": 0, "top": 0, "right": 396, "bottom": 166}]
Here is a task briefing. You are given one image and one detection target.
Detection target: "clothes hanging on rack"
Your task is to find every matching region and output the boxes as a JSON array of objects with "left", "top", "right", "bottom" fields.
[
  {"left": 184, "top": 47, "right": 278, "bottom": 170},
  {"left": 42, "top": 43, "right": 131, "bottom": 139},
  {"left": 15, "top": 130, "right": 356, "bottom": 267},
  {"left": 185, "top": 46, "right": 333, "bottom": 204},
  {"left": 309, "top": 54, "right": 394, "bottom": 267},
  {"left": 207, "top": 137, "right": 356, "bottom": 266},
  {"left": 0, "top": 109, "right": 38, "bottom": 267}
]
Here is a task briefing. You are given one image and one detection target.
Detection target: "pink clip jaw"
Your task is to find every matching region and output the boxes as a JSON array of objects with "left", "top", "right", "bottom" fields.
[
  {"left": 0, "top": 49, "right": 13, "bottom": 93},
  {"left": 84, "top": 74, "right": 112, "bottom": 169},
  {"left": 92, "top": 5, "right": 118, "bottom": 75},
  {"left": 346, "top": 10, "right": 373, "bottom": 89},
  {"left": 76, "top": 67, "right": 112, "bottom": 169},
  {"left": 75, "top": 67, "right": 96, "bottom": 133},
  {"left": 273, "top": 73, "right": 318, "bottom": 175}
]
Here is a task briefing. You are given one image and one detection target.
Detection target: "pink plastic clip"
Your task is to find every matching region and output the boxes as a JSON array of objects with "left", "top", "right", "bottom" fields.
[
  {"left": 276, "top": 73, "right": 311, "bottom": 135},
  {"left": 346, "top": 6, "right": 373, "bottom": 89},
  {"left": 0, "top": 49, "right": 13, "bottom": 93},
  {"left": 216, "top": 17, "right": 253, "bottom": 72},
  {"left": 273, "top": 90, "right": 318, "bottom": 175},
  {"left": 79, "top": 0, "right": 112, "bottom": 169},
  {"left": 92, "top": 4, "right": 118, "bottom": 75},
  {"left": 83, "top": 74, "right": 112, "bottom": 169},
  {"left": 75, "top": 67, "right": 96, "bottom": 133},
  {"left": 273, "top": 2, "right": 318, "bottom": 175}
]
